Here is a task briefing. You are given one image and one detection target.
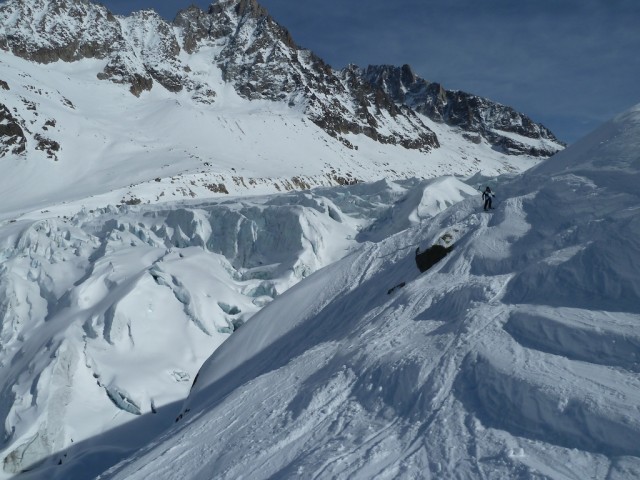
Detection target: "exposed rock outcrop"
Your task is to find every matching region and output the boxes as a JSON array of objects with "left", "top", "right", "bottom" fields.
[
  {"left": 174, "top": 0, "right": 438, "bottom": 150},
  {"left": 0, "top": 0, "right": 120, "bottom": 63},
  {"left": 0, "top": 103, "right": 26, "bottom": 157}
]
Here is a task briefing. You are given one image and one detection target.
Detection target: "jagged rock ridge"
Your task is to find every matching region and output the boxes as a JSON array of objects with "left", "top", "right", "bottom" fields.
[
  {"left": 0, "top": 0, "right": 215, "bottom": 97},
  {"left": 362, "top": 64, "right": 563, "bottom": 156},
  {"left": 171, "top": 0, "right": 439, "bottom": 150},
  {"left": 0, "top": 0, "right": 439, "bottom": 150},
  {"left": 0, "top": 0, "right": 564, "bottom": 156}
]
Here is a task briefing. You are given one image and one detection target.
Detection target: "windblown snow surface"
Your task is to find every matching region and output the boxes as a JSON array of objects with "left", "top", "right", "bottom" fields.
[{"left": 72, "top": 107, "right": 638, "bottom": 479}]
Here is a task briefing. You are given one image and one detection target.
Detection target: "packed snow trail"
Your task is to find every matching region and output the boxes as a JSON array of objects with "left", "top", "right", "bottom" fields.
[{"left": 95, "top": 105, "right": 640, "bottom": 480}]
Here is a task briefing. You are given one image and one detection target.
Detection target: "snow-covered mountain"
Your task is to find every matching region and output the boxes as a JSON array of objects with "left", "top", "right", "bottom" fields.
[
  {"left": 93, "top": 106, "right": 638, "bottom": 479},
  {"left": 362, "top": 64, "right": 563, "bottom": 157},
  {"left": 2, "top": 0, "right": 617, "bottom": 478},
  {"left": 0, "top": 0, "right": 564, "bottom": 218}
]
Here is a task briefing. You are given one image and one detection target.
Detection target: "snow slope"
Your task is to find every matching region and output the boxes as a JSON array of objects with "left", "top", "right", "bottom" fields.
[
  {"left": 0, "top": 47, "right": 543, "bottom": 221},
  {"left": 92, "top": 105, "right": 640, "bottom": 479},
  {"left": 0, "top": 175, "right": 480, "bottom": 477}
]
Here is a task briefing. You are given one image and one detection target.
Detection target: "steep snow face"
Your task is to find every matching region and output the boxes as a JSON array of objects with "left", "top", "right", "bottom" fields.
[
  {"left": 0, "top": 178, "right": 474, "bottom": 477},
  {"left": 526, "top": 104, "right": 640, "bottom": 193},
  {"left": 99, "top": 106, "right": 640, "bottom": 480},
  {"left": 500, "top": 104, "right": 640, "bottom": 312}
]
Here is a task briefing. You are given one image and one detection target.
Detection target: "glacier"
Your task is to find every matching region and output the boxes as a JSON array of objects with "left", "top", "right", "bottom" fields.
[{"left": 0, "top": 176, "right": 478, "bottom": 477}]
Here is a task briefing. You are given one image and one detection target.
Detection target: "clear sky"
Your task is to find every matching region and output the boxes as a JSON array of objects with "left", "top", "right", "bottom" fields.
[{"left": 101, "top": 0, "right": 640, "bottom": 144}]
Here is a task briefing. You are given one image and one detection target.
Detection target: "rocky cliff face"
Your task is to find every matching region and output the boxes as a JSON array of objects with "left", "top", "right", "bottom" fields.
[
  {"left": 0, "top": 0, "right": 215, "bottom": 97},
  {"left": 0, "top": 0, "right": 119, "bottom": 63},
  {"left": 173, "top": 0, "right": 438, "bottom": 150},
  {"left": 362, "top": 64, "right": 564, "bottom": 156},
  {"left": 0, "top": 0, "right": 560, "bottom": 158},
  {"left": 0, "top": 102, "right": 27, "bottom": 157}
]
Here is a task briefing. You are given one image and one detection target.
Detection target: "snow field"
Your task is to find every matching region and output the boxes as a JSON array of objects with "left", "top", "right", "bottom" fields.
[{"left": 0, "top": 48, "right": 542, "bottom": 221}]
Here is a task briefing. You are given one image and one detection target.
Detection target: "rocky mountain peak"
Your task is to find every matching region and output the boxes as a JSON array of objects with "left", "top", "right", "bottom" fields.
[
  {"left": 0, "top": 0, "right": 560, "bottom": 157},
  {"left": 232, "top": 0, "right": 270, "bottom": 20},
  {"left": 362, "top": 64, "right": 564, "bottom": 156},
  {"left": 172, "top": 1, "right": 437, "bottom": 150},
  {"left": 175, "top": 0, "right": 297, "bottom": 57},
  {"left": 0, "top": 0, "right": 120, "bottom": 63}
]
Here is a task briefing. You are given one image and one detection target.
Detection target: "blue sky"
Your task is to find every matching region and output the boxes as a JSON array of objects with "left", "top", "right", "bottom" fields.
[{"left": 102, "top": 0, "right": 640, "bottom": 144}]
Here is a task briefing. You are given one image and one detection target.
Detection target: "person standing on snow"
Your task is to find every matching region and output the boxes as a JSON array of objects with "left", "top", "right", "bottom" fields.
[{"left": 482, "top": 186, "right": 494, "bottom": 211}]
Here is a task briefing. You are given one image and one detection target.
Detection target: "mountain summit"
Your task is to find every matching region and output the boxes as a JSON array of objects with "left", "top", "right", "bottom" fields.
[
  {"left": 362, "top": 64, "right": 563, "bottom": 157},
  {"left": 0, "top": 0, "right": 561, "bottom": 162}
]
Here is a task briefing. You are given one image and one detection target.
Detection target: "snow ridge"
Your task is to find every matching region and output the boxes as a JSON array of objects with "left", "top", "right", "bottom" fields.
[{"left": 96, "top": 104, "right": 640, "bottom": 480}]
